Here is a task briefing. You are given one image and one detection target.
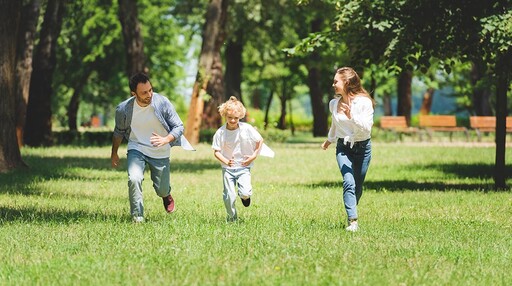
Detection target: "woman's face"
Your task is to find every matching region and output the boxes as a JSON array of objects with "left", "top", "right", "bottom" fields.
[{"left": 332, "top": 73, "right": 345, "bottom": 96}]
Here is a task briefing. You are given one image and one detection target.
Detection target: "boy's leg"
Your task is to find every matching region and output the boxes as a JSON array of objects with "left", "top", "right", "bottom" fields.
[
  {"left": 222, "top": 169, "right": 238, "bottom": 221},
  {"left": 127, "top": 150, "right": 146, "bottom": 218},
  {"left": 236, "top": 168, "right": 253, "bottom": 201}
]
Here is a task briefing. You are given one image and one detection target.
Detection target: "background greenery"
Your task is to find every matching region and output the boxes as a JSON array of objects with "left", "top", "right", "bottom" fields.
[{"left": 0, "top": 141, "right": 510, "bottom": 285}]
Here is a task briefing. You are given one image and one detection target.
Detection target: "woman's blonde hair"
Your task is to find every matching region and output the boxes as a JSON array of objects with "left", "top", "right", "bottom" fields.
[
  {"left": 336, "top": 67, "right": 375, "bottom": 106},
  {"left": 218, "top": 96, "right": 246, "bottom": 118}
]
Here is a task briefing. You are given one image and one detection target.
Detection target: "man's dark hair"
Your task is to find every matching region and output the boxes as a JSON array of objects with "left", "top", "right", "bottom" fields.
[{"left": 129, "top": 73, "right": 151, "bottom": 92}]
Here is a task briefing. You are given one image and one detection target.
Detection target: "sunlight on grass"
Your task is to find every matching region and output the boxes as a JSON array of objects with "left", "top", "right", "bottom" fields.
[{"left": 0, "top": 142, "right": 511, "bottom": 285}]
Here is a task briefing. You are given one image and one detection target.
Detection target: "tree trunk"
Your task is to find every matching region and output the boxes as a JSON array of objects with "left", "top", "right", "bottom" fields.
[
  {"left": 224, "top": 32, "right": 243, "bottom": 101},
  {"left": 263, "top": 90, "right": 274, "bottom": 130},
  {"left": 306, "top": 17, "right": 328, "bottom": 137},
  {"left": 494, "top": 51, "right": 510, "bottom": 190},
  {"left": 419, "top": 87, "right": 435, "bottom": 115},
  {"left": 67, "top": 72, "right": 91, "bottom": 131},
  {"left": 0, "top": 0, "right": 26, "bottom": 172},
  {"left": 24, "top": 0, "right": 66, "bottom": 147},
  {"left": 251, "top": 88, "right": 262, "bottom": 110},
  {"left": 118, "top": 0, "right": 147, "bottom": 76},
  {"left": 277, "top": 80, "right": 287, "bottom": 130},
  {"left": 397, "top": 69, "right": 412, "bottom": 125},
  {"left": 306, "top": 62, "right": 328, "bottom": 137},
  {"left": 382, "top": 92, "right": 392, "bottom": 116},
  {"left": 15, "top": 0, "right": 42, "bottom": 147},
  {"left": 288, "top": 93, "right": 295, "bottom": 135},
  {"left": 203, "top": 50, "right": 225, "bottom": 129},
  {"left": 470, "top": 61, "right": 492, "bottom": 116},
  {"left": 185, "top": 0, "right": 228, "bottom": 144}
]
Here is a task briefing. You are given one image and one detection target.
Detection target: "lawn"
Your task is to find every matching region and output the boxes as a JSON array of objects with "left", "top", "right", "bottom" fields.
[{"left": 0, "top": 140, "right": 511, "bottom": 285}]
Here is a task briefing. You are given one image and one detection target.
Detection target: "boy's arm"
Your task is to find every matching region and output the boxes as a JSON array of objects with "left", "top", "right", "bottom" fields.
[
  {"left": 214, "top": 149, "right": 233, "bottom": 167},
  {"left": 241, "top": 139, "right": 263, "bottom": 166}
]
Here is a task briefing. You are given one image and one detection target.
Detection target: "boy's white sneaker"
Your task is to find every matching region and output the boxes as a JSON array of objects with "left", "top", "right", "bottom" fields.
[
  {"left": 346, "top": 220, "right": 359, "bottom": 232},
  {"left": 133, "top": 216, "right": 144, "bottom": 223}
]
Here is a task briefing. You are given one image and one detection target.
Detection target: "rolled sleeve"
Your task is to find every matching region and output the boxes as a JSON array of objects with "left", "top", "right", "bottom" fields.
[{"left": 113, "top": 103, "right": 129, "bottom": 140}]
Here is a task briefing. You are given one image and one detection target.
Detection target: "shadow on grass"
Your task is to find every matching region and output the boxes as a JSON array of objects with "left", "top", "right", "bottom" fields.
[
  {"left": 308, "top": 180, "right": 495, "bottom": 192},
  {"left": 0, "top": 155, "right": 217, "bottom": 196},
  {"left": 0, "top": 206, "right": 127, "bottom": 224},
  {"left": 305, "top": 163, "right": 509, "bottom": 192}
]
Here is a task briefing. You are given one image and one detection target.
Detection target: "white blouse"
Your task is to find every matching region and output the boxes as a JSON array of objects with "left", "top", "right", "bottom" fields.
[{"left": 327, "top": 96, "right": 374, "bottom": 147}]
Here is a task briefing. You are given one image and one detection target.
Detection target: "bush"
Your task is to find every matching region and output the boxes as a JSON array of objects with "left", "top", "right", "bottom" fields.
[
  {"left": 53, "top": 130, "right": 112, "bottom": 146},
  {"left": 258, "top": 128, "right": 290, "bottom": 143},
  {"left": 199, "top": 128, "right": 217, "bottom": 144}
]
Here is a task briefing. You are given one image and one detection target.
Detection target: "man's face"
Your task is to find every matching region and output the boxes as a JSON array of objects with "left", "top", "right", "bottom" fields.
[{"left": 132, "top": 81, "right": 153, "bottom": 107}]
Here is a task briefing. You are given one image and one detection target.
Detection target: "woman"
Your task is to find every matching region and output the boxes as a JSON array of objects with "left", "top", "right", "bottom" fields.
[{"left": 321, "top": 67, "right": 374, "bottom": 232}]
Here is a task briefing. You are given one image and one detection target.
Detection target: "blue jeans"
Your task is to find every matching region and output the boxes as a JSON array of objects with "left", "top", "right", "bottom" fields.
[
  {"left": 127, "top": 150, "right": 171, "bottom": 217},
  {"left": 335, "top": 138, "right": 372, "bottom": 221}
]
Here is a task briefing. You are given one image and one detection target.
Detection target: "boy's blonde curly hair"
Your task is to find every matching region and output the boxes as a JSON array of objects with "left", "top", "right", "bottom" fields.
[{"left": 218, "top": 96, "right": 246, "bottom": 118}]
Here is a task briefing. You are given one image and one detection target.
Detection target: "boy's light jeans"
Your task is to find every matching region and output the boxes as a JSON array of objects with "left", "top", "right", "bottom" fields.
[
  {"left": 127, "top": 149, "right": 171, "bottom": 218},
  {"left": 222, "top": 167, "right": 252, "bottom": 221}
]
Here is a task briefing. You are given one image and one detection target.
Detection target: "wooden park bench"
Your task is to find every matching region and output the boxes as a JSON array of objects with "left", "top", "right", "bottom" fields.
[
  {"left": 379, "top": 116, "right": 419, "bottom": 141},
  {"left": 470, "top": 116, "right": 512, "bottom": 141},
  {"left": 419, "top": 115, "right": 469, "bottom": 141}
]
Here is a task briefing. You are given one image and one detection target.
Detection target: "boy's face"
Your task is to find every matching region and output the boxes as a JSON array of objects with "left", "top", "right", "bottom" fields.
[{"left": 225, "top": 109, "right": 241, "bottom": 130}]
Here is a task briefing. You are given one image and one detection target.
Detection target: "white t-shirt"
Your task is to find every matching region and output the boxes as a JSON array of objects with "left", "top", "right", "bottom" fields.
[
  {"left": 128, "top": 101, "right": 171, "bottom": 158},
  {"left": 212, "top": 122, "right": 263, "bottom": 169},
  {"left": 327, "top": 96, "right": 374, "bottom": 145}
]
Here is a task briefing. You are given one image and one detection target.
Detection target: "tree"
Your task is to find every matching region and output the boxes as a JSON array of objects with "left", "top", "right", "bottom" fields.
[
  {"left": 294, "top": 0, "right": 512, "bottom": 189},
  {"left": 185, "top": 0, "right": 228, "bottom": 144},
  {"left": 56, "top": 0, "right": 125, "bottom": 131},
  {"left": 15, "top": 0, "right": 42, "bottom": 147},
  {"left": 24, "top": 0, "right": 67, "bottom": 146},
  {"left": 480, "top": 10, "right": 512, "bottom": 189},
  {"left": 118, "top": 0, "right": 147, "bottom": 76},
  {"left": 0, "top": 0, "right": 26, "bottom": 172},
  {"left": 396, "top": 69, "right": 412, "bottom": 124}
]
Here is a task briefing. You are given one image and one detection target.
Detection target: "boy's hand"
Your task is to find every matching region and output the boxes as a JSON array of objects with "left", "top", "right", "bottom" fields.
[
  {"left": 241, "top": 155, "right": 257, "bottom": 166},
  {"left": 227, "top": 158, "right": 236, "bottom": 167}
]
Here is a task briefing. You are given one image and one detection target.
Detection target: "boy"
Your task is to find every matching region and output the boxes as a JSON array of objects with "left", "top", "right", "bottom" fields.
[{"left": 212, "top": 96, "right": 264, "bottom": 222}]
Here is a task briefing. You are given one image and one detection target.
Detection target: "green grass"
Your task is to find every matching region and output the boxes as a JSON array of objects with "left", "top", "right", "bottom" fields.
[{"left": 0, "top": 142, "right": 511, "bottom": 285}]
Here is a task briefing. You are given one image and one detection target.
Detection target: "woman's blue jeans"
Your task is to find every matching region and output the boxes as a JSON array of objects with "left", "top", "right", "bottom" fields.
[
  {"left": 127, "top": 149, "right": 171, "bottom": 217},
  {"left": 335, "top": 138, "right": 372, "bottom": 221}
]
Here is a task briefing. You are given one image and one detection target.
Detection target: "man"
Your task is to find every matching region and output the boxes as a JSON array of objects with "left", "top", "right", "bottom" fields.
[{"left": 111, "top": 73, "right": 184, "bottom": 223}]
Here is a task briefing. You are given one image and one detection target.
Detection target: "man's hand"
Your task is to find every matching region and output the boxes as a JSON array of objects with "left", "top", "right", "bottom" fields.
[
  {"left": 150, "top": 132, "right": 175, "bottom": 147},
  {"left": 111, "top": 153, "right": 120, "bottom": 168}
]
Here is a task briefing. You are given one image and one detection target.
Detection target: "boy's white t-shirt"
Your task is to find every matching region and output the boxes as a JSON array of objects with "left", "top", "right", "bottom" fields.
[
  {"left": 212, "top": 122, "right": 263, "bottom": 169},
  {"left": 128, "top": 101, "right": 171, "bottom": 158}
]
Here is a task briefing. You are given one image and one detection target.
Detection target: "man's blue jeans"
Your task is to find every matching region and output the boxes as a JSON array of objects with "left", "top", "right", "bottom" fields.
[
  {"left": 127, "top": 149, "right": 171, "bottom": 217},
  {"left": 335, "top": 139, "right": 372, "bottom": 221}
]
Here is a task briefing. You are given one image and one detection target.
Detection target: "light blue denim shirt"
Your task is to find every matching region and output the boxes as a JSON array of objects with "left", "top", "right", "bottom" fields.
[{"left": 113, "top": 93, "right": 184, "bottom": 147}]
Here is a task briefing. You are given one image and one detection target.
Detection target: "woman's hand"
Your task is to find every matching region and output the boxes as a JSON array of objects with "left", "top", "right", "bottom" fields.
[
  {"left": 339, "top": 102, "right": 351, "bottom": 118},
  {"left": 321, "top": 140, "right": 331, "bottom": 150}
]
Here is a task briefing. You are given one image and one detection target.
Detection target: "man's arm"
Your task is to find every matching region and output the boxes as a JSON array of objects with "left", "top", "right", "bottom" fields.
[{"left": 111, "top": 135, "right": 123, "bottom": 168}]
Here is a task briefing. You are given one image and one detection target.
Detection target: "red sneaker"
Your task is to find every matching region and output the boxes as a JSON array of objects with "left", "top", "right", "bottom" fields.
[{"left": 163, "top": 194, "right": 175, "bottom": 213}]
